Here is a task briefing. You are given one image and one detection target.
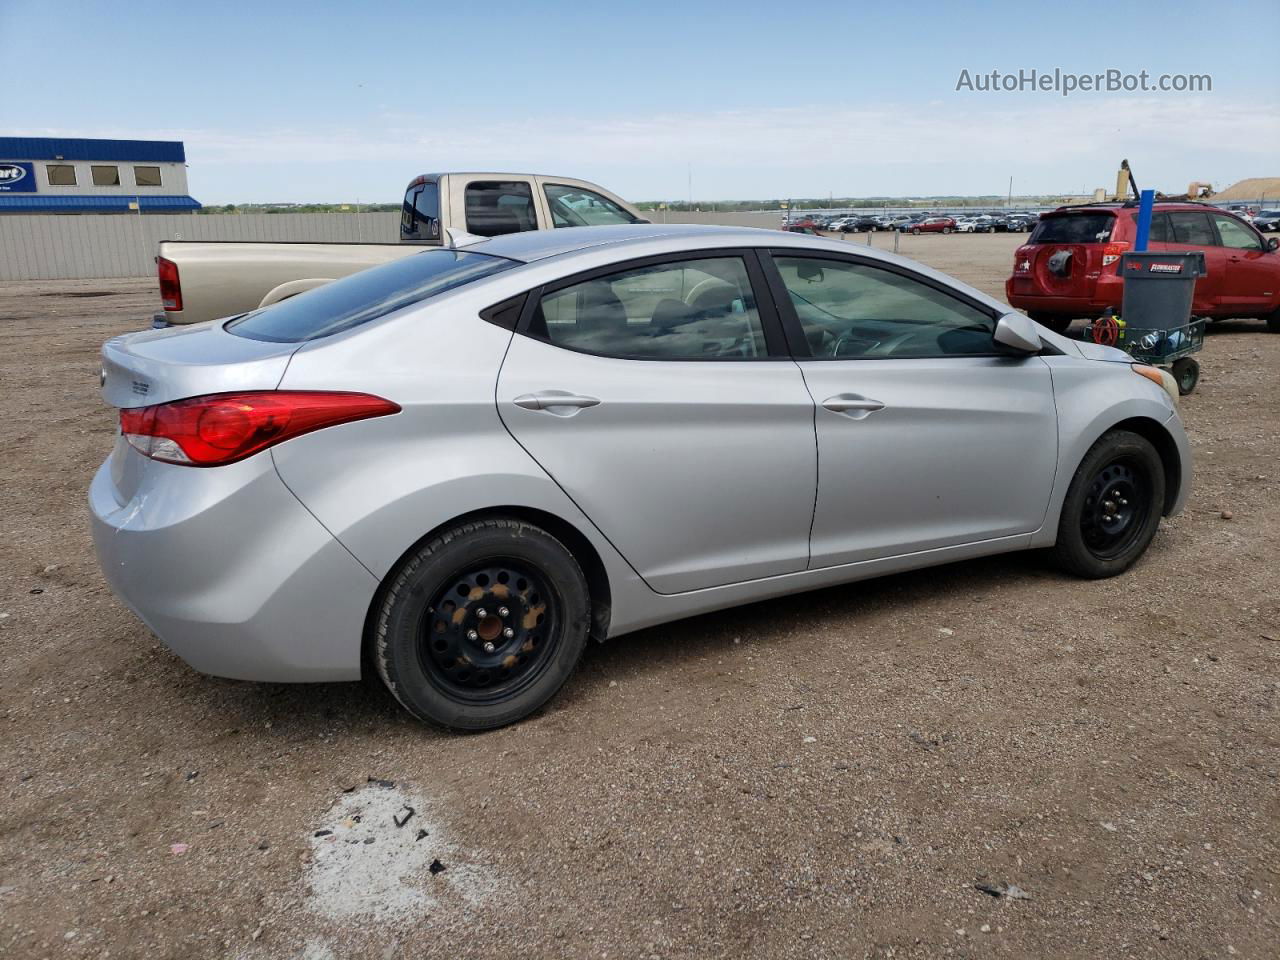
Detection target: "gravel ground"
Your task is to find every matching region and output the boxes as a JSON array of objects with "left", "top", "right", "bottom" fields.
[{"left": 1, "top": 234, "right": 1277, "bottom": 959}]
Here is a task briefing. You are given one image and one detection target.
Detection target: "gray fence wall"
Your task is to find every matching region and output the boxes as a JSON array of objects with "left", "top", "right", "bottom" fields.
[
  {"left": 0, "top": 212, "right": 402, "bottom": 281},
  {"left": 0, "top": 210, "right": 795, "bottom": 282}
]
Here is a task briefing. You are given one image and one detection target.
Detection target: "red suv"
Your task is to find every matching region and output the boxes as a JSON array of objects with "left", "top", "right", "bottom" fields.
[
  {"left": 908, "top": 217, "right": 957, "bottom": 235},
  {"left": 1005, "top": 203, "right": 1280, "bottom": 333}
]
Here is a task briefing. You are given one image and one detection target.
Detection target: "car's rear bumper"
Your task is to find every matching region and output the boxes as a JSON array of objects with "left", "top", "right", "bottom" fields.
[
  {"left": 89, "top": 450, "right": 377, "bottom": 682},
  {"left": 1006, "top": 275, "right": 1124, "bottom": 316}
]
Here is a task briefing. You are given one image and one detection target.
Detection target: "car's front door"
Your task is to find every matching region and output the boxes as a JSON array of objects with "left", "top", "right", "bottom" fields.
[
  {"left": 765, "top": 251, "right": 1058, "bottom": 568},
  {"left": 1158, "top": 211, "right": 1226, "bottom": 315},
  {"left": 1209, "top": 212, "right": 1277, "bottom": 314},
  {"left": 496, "top": 251, "right": 817, "bottom": 594}
]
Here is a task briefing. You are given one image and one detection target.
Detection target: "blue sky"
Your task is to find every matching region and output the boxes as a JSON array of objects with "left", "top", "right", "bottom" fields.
[{"left": 2, "top": 0, "right": 1276, "bottom": 203}]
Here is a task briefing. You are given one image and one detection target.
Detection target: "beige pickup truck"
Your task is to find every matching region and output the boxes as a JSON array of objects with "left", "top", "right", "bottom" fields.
[{"left": 155, "top": 172, "right": 646, "bottom": 325}]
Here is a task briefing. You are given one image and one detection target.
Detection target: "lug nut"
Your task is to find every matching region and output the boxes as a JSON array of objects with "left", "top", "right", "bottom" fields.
[
  {"left": 503, "top": 627, "right": 515, "bottom": 639},
  {"left": 483, "top": 641, "right": 496, "bottom": 653},
  {"left": 498, "top": 606, "right": 510, "bottom": 617},
  {"left": 466, "top": 629, "right": 478, "bottom": 641},
  {"left": 476, "top": 607, "right": 487, "bottom": 618}
]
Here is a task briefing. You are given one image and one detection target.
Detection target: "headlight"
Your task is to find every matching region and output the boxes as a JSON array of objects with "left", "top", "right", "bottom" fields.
[{"left": 1131, "top": 363, "right": 1178, "bottom": 405}]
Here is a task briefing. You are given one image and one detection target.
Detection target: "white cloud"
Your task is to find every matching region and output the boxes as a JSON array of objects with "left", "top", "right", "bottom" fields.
[{"left": 14, "top": 95, "right": 1277, "bottom": 203}]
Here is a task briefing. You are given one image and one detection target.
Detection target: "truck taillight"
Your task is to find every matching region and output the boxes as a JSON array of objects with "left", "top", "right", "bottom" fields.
[
  {"left": 157, "top": 256, "right": 182, "bottom": 311},
  {"left": 1102, "top": 241, "right": 1130, "bottom": 269},
  {"left": 120, "top": 391, "right": 400, "bottom": 466}
]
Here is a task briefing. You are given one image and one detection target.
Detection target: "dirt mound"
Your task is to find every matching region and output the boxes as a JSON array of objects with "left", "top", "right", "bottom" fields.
[{"left": 1212, "top": 177, "right": 1280, "bottom": 201}]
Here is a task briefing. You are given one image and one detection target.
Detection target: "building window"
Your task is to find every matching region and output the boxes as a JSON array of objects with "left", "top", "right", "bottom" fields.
[
  {"left": 46, "top": 164, "right": 77, "bottom": 186},
  {"left": 91, "top": 165, "right": 121, "bottom": 186},
  {"left": 133, "top": 166, "right": 162, "bottom": 187}
]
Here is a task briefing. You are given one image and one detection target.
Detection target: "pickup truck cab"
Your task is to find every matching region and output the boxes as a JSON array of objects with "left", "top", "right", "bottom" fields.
[
  {"left": 156, "top": 173, "right": 645, "bottom": 325},
  {"left": 1006, "top": 202, "right": 1280, "bottom": 333}
]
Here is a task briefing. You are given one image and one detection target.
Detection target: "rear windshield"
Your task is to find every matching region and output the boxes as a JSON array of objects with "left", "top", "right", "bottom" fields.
[
  {"left": 1029, "top": 213, "right": 1114, "bottom": 244},
  {"left": 226, "top": 250, "right": 516, "bottom": 343}
]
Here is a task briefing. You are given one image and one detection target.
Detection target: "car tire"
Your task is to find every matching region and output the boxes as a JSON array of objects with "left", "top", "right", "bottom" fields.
[
  {"left": 1051, "top": 430, "right": 1166, "bottom": 579},
  {"left": 373, "top": 517, "right": 591, "bottom": 731},
  {"left": 942, "top": 227, "right": 952, "bottom": 235},
  {"left": 1267, "top": 310, "right": 1280, "bottom": 333},
  {"left": 911, "top": 227, "right": 921, "bottom": 235}
]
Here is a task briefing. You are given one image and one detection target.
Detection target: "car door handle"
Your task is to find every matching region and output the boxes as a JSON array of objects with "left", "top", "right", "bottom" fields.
[
  {"left": 513, "top": 391, "right": 601, "bottom": 412},
  {"left": 822, "top": 394, "right": 885, "bottom": 416}
]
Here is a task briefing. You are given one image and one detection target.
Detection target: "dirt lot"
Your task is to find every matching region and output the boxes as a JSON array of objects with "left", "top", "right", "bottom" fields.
[{"left": 2, "top": 233, "right": 1277, "bottom": 959}]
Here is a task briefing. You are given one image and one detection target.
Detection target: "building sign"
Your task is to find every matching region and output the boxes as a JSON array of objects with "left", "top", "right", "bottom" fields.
[{"left": 0, "top": 162, "right": 37, "bottom": 192}]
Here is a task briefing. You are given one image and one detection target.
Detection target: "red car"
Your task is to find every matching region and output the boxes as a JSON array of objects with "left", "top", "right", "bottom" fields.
[
  {"left": 1006, "top": 202, "right": 1280, "bottom": 333},
  {"left": 908, "top": 216, "right": 957, "bottom": 235}
]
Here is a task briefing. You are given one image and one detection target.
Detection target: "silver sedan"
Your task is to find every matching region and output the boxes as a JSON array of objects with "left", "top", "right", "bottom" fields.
[{"left": 91, "top": 224, "right": 1191, "bottom": 730}]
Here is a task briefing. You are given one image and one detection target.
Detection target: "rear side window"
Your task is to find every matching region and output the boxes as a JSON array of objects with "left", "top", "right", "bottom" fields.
[
  {"left": 401, "top": 181, "right": 441, "bottom": 243},
  {"left": 1148, "top": 213, "right": 1172, "bottom": 243},
  {"left": 226, "top": 251, "right": 515, "bottom": 343},
  {"left": 1029, "top": 213, "right": 1114, "bottom": 244},
  {"left": 465, "top": 181, "right": 537, "bottom": 237},
  {"left": 1169, "top": 212, "right": 1215, "bottom": 246}
]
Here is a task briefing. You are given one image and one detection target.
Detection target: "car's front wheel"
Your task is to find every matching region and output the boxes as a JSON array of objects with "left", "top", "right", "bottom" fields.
[
  {"left": 1051, "top": 430, "right": 1165, "bottom": 578},
  {"left": 374, "top": 517, "right": 591, "bottom": 731}
]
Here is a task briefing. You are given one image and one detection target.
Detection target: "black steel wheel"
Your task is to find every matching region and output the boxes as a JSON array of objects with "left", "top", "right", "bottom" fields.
[
  {"left": 1170, "top": 357, "right": 1199, "bottom": 395},
  {"left": 1052, "top": 430, "right": 1166, "bottom": 578},
  {"left": 374, "top": 517, "right": 590, "bottom": 731}
]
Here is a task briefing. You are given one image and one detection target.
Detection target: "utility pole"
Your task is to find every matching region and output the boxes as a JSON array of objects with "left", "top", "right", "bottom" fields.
[{"left": 1007, "top": 176, "right": 1013, "bottom": 209}]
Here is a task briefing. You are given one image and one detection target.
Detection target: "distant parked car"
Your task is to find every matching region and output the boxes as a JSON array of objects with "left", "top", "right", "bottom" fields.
[
  {"left": 826, "top": 216, "right": 857, "bottom": 232},
  {"left": 1005, "top": 201, "right": 1280, "bottom": 333},
  {"left": 955, "top": 217, "right": 982, "bottom": 234},
  {"left": 1252, "top": 210, "right": 1280, "bottom": 232},
  {"left": 783, "top": 224, "right": 822, "bottom": 235},
  {"left": 1006, "top": 213, "right": 1038, "bottom": 232},
  {"left": 907, "top": 217, "right": 957, "bottom": 235}
]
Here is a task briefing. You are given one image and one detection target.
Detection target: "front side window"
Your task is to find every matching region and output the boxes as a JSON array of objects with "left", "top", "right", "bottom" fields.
[
  {"left": 544, "top": 184, "right": 640, "bottom": 228},
  {"left": 46, "top": 164, "right": 76, "bottom": 186},
  {"left": 465, "top": 181, "right": 537, "bottom": 237},
  {"left": 1169, "top": 212, "right": 1216, "bottom": 246},
  {"left": 529, "top": 256, "right": 767, "bottom": 359},
  {"left": 227, "top": 250, "right": 515, "bottom": 343},
  {"left": 91, "top": 165, "right": 120, "bottom": 186},
  {"left": 401, "top": 181, "right": 441, "bottom": 243},
  {"left": 1211, "top": 214, "right": 1262, "bottom": 251},
  {"left": 133, "top": 165, "right": 162, "bottom": 187},
  {"left": 773, "top": 256, "right": 994, "bottom": 359}
]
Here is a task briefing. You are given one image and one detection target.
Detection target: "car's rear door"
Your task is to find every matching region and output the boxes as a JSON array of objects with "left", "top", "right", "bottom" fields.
[
  {"left": 1164, "top": 211, "right": 1225, "bottom": 314},
  {"left": 496, "top": 249, "right": 817, "bottom": 594},
  {"left": 764, "top": 250, "right": 1057, "bottom": 567}
]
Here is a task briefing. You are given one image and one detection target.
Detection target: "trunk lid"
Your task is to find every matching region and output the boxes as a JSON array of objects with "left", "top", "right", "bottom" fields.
[
  {"left": 1009, "top": 210, "right": 1119, "bottom": 301},
  {"left": 101, "top": 320, "right": 298, "bottom": 409}
]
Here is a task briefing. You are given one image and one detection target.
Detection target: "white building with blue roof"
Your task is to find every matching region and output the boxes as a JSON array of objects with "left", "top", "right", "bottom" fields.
[{"left": 0, "top": 137, "right": 201, "bottom": 214}]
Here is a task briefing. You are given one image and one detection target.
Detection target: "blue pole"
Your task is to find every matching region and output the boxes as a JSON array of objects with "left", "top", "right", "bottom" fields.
[{"left": 1133, "top": 188, "right": 1155, "bottom": 251}]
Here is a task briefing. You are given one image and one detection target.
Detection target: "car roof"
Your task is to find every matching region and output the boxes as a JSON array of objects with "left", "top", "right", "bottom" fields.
[{"left": 465, "top": 223, "right": 777, "bottom": 263}]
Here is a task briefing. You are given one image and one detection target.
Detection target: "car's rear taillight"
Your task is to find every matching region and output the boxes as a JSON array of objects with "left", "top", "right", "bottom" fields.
[
  {"left": 157, "top": 256, "right": 182, "bottom": 311},
  {"left": 1102, "top": 241, "right": 1131, "bottom": 269},
  {"left": 119, "top": 391, "right": 400, "bottom": 466}
]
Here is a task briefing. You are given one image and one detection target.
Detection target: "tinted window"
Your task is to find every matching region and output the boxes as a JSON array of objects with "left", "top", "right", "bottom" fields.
[
  {"left": 134, "top": 166, "right": 162, "bottom": 187},
  {"left": 465, "top": 181, "right": 537, "bottom": 237},
  {"left": 91, "top": 165, "right": 120, "bottom": 186},
  {"left": 1169, "top": 212, "right": 1215, "bottom": 246},
  {"left": 1030, "top": 213, "right": 1114, "bottom": 244},
  {"left": 400, "top": 181, "right": 441, "bottom": 243},
  {"left": 773, "top": 256, "right": 994, "bottom": 359},
  {"left": 544, "top": 184, "right": 640, "bottom": 227},
  {"left": 1148, "top": 213, "right": 1172, "bottom": 243},
  {"left": 529, "top": 256, "right": 767, "bottom": 359},
  {"left": 1211, "top": 214, "right": 1261, "bottom": 251},
  {"left": 227, "top": 250, "right": 515, "bottom": 343},
  {"left": 46, "top": 164, "right": 76, "bottom": 186}
]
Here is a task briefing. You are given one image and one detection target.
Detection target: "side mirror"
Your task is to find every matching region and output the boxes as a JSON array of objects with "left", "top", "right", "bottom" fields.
[
  {"left": 994, "top": 312, "right": 1043, "bottom": 353},
  {"left": 1268, "top": 237, "right": 1279, "bottom": 252}
]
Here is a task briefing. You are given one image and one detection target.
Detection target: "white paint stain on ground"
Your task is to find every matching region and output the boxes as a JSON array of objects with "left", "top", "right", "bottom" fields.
[{"left": 303, "top": 781, "right": 499, "bottom": 924}]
